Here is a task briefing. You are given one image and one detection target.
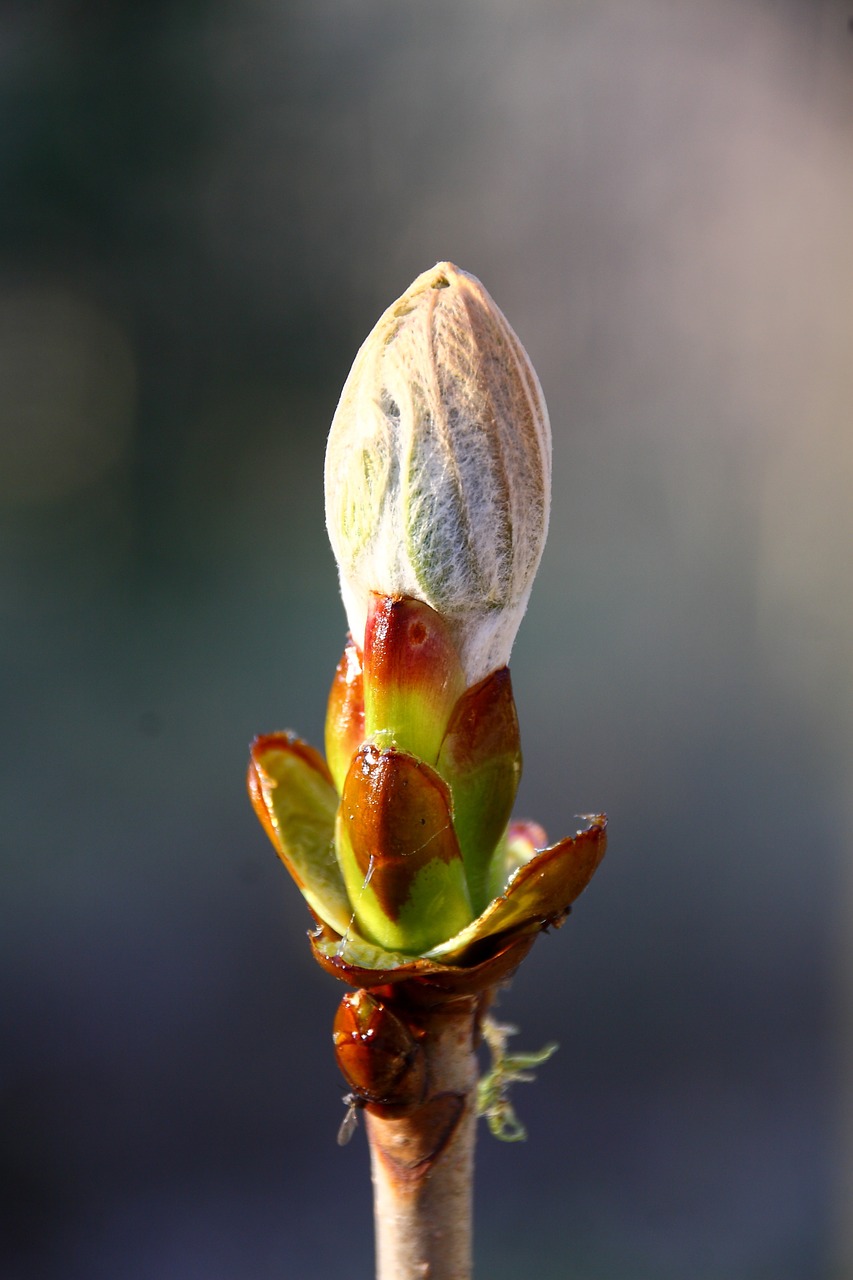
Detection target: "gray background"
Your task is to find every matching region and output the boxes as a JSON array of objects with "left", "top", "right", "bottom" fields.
[{"left": 2, "top": 1, "right": 852, "bottom": 1277}]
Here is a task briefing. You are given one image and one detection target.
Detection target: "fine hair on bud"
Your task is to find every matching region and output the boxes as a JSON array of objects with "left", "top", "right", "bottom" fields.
[{"left": 325, "top": 262, "right": 552, "bottom": 685}]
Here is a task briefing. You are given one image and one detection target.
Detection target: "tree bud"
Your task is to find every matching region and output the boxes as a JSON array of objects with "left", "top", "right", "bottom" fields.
[{"left": 325, "top": 262, "right": 551, "bottom": 686}]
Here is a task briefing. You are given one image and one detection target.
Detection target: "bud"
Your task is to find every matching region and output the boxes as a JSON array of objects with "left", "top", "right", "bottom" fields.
[
  {"left": 361, "top": 594, "right": 465, "bottom": 765},
  {"left": 249, "top": 264, "right": 605, "bottom": 983},
  {"left": 335, "top": 741, "right": 473, "bottom": 954},
  {"left": 324, "top": 593, "right": 518, "bottom": 945},
  {"left": 325, "top": 262, "right": 551, "bottom": 686}
]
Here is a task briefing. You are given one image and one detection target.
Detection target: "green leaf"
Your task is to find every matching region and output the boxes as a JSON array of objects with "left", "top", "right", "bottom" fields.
[
  {"left": 426, "top": 815, "right": 607, "bottom": 962},
  {"left": 249, "top": 734, "right": 353, "bottom": 936},
  {"left": 436, "top": 667, "right": 521, "bottom": 913},
  {"left": 477, "top": 1017, "right": 559, "bottom": 1143},
  {"left": 311, "top": 926, "right": 426, "bottom": 973}
]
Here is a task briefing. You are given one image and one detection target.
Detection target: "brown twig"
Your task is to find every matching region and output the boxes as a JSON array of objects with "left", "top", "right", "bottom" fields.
[{"left": 363, "top": 994, "right": 480, "bottom": 1280}]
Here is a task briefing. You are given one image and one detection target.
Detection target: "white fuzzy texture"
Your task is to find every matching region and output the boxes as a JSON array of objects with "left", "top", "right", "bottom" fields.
[{"left": 325, "top": 262, "right": 552, "bottom": 686}]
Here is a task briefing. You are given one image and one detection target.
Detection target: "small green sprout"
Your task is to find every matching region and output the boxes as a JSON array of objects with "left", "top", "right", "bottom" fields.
[{"left": 477, "top": 1017, "right": 559, "bottom": 1142}]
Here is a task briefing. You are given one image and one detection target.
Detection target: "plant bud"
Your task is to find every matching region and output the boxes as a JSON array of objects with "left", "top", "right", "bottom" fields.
[
  {"left": 250, "top": 264, "right": 605, "bottom": 982},
  {"left": 325, "top": 262, "right": 551, "bottom": 686},
  {"left": 335, "top": 742, "right": 473, "bottom": 954}
]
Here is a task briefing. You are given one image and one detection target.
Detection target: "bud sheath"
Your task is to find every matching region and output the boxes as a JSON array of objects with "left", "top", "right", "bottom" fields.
[{"left": 325, "top": 262, "right": 551, "bottom": 685}]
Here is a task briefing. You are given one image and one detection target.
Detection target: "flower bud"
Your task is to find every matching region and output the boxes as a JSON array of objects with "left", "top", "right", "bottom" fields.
[
  {"left": 250, "top": 264, "right": 605, "bottom": 979},
  {"left": 325, "top": 262, "right": 551, "bottom": 686}
]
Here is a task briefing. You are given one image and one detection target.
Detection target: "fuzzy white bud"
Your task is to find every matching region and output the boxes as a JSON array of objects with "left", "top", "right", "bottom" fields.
[{"left": 324, "top": 262, "right": 551, "bottom": 685}]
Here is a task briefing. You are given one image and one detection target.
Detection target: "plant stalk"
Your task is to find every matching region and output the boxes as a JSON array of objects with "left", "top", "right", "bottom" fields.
[{"left": 366, "top": 994, "right": 480, "bottom": 1280}]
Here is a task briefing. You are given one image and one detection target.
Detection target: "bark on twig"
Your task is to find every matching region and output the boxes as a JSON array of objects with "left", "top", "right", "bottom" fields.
[{"left": 366, "top": 995, "right": 480, "bottom": 1280}]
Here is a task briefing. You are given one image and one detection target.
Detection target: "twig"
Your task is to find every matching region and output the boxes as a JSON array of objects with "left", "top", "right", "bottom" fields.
[{"left": 365, "top": 996, "right": 479, "bottom": 1280}]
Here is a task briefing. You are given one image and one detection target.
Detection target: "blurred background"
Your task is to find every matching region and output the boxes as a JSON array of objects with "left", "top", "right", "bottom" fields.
[{"left": 1, "top": 1, "right": 852, "bottom": 1277}]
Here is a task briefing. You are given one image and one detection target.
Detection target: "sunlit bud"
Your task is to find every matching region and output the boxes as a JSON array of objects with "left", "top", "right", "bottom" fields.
[
  {"left": 249, "top": 263, "right": 605, "bottom": 981},
  {"left": 362, "top": 594, "right": 465, "bottom": 764},
  {"left": 436, "top": 668, "right": 521, "bottom": 914},
  {"left": 323, "top": 595, "right": 466, "bottom": 790},
  {"left": 325, "top": 262, "right": 551, "bottom": 686},
  {"left": 335, "top": 742, "right": 473, "bottom": 954}
]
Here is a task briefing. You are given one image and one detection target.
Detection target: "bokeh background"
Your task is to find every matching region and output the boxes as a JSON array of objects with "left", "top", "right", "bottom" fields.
[{"left": 2, "top": 1, "right": 852, "bottom": 1277}]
